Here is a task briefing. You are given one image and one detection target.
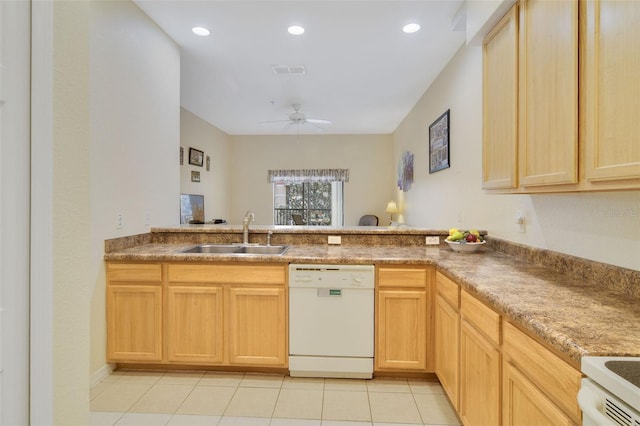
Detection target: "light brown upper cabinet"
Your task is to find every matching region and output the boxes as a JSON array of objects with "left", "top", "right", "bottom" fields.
[
  {"left": 483, "top": 4, "right": 519, "bottom": 190},
  {"left": 483, "top": 0, "right": 640, "bottom": 193},
  {"left": 519, "top": 0, "right": 579, "bottom": 187},
  {"left": 582, "top": 0, "right": 640, "bottom": 183}
]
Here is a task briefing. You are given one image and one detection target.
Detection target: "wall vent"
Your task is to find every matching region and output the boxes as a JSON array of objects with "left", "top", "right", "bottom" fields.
[{"left": 271, "top": 64, "right": 306, "bottom": 75}]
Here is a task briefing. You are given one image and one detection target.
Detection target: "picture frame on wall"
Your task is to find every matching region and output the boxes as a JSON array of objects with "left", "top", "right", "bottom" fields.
[
  {"left": 189, "top": 147, "right": 204, "bottom": 167},
  {"left": 180, "top": 147, "right": 184, "bottom": 165},
  {"left": 191, "top": 170, "right": 200, "bottom": 182},
  {"left": 206, "top": 155, "right": 211, "bottom": 172},
  {"left": 428, "top": 109, "right": 450, "bottom": 174}
]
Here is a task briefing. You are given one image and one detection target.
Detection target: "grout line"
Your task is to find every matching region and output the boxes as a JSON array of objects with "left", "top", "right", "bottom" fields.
[{"left": 220, "top": 373, "right": 244, "bottom": 418}]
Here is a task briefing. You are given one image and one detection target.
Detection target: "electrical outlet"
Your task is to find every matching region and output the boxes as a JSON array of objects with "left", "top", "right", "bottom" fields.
[
  {"left": 328, "top": 235, "right": 342, "bottom": 245},
  {"left": 116, "top": 213, "right": 123, "bottom": 229},
  {"left": 425, "top": 236, "right": 440, "bottom": 245},
  {"left": 516, "top": 211, "right": 526, "bottom": 233}
]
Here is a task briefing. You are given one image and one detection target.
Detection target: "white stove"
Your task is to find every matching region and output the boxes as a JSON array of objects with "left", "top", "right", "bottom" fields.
[{"left": 579, "top": 356, "right": 640, "bottom": 425}]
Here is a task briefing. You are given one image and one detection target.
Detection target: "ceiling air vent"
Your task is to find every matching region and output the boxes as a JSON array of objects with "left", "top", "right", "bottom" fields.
[{"left": 271, "top": 64, "right": 306, "bottom": 75}]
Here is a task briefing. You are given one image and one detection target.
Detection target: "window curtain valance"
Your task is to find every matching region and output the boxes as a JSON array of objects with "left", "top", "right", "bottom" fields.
[{"left": 267, "top": 169, "right": 350, "bottom": 184}]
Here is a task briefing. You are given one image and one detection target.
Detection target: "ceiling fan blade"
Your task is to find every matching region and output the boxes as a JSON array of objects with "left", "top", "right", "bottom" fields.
[
  {"left": 306, "top": 121, "right": 326, "bottom": 131},
  {"left": 306, "top": 118, "right": 332, "bottom": 124},
  {"left": 258, "top": 119, "right": 291, "bottom": 124}
]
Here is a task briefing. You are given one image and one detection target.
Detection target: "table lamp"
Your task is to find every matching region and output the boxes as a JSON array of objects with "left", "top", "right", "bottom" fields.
[{"left": 385, "top": 200, "right": 398, "bottom": 224}]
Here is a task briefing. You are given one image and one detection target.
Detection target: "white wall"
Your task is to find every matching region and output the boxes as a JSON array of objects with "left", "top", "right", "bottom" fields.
[
  {"left": 393, "top": 43, "right": 640, "bottom": 271},
  {"left": 89, "top": 0, "right": 180, "bottom": 385},
  {"left": 229, "top": 134, "right": 395, "bottom": 226},
  {"left": 1, "top": 0, "right": 31, "bottom": 422},
  {"left": 180, "top": 108, "right": 232, "bottom": 222},
  {"left": 49, "top": 2, "right": 91, "bottom": 423}
]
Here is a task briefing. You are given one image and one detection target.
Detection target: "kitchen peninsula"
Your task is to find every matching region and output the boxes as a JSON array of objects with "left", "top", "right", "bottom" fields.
[{"left": 105, "top": 225, "right": 640, "bottom": 425}]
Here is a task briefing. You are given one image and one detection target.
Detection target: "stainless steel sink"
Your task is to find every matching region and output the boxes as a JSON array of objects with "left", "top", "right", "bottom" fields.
[
  {"left": 179, "top": 244, "right": 290, "bottom": 256},
  {"left": 240, "top": 245, "right": 290, "bottom": 255}
]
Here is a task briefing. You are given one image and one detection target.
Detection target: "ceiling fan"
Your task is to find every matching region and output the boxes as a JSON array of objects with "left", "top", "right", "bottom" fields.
[{"left": 260, "top": 104, "right": 332, "bottom": 131}]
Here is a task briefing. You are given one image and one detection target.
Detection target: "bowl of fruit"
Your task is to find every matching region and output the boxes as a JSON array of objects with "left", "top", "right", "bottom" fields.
[{"left": 445, "top": 229, "right": 485, "bottom": 253}]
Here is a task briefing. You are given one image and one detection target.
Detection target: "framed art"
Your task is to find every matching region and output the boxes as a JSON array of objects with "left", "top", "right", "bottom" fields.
[
  {"left": 180, "top": 147, "right": 184, "bottom": 165},
  {"left": 397, "top": 150, "right": 414, "bottom": 192},
  {"left": 206, "top": 155, "right": 211, "bottom": 172},
  {"left": 189, "top": 147, "right": 204, "bottom": 167},
  {"left": 191, "top": 170, "right": 200, "bottom": 182},
  {"left": 429, "top": 109, "right": 450, "bottom": 173}
]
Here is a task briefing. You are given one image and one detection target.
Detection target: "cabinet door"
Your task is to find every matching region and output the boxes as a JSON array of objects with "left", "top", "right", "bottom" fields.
[
  {"left": 483, "top": 4, "right": 519, "bottom": 189},
  {"left": 107, "top": 285, "right": 162, "bottom": 362},
  {"left": 434, "top": 294, "right": 459, "bottom": 410},
  {"left": 583, "top": 0, "right": 640, "bottom": 182},
  {"left": 519, "top": 0, "right": 578, "bottom": 186},
  {"left": 227, "top": 286, "right": 287, "bottom": 366},
  {"left": 502, "top": 361, "right": 575, "bottom": 426},
  {"left": 375, "top": 289, "right": 427, "bottom": 371},
  {"left": 166, "top": 285, "right": 223, "bottom": 364},
  {"left": 459, "top": 319, "right": 500, "bottom": 426}
]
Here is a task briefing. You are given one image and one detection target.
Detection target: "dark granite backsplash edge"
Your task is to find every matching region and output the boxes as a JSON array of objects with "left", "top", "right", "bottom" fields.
[{"left": 487, "top": 236, "right": 640, "bottom": 298}]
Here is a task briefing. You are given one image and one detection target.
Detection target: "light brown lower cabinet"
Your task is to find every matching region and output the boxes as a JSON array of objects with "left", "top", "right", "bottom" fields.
[
  {"left": 502, "top": 321, "right": 581, "bottom": 425},
  {"left": 502, "top": 360, "right": 574, "bottom": 425},
  {"left": 166, "top": 285, "right": 224, "bottom": 364},
  {"left": 459, "top": 290, "right": 501, "bottom": 426},
  {"left": 227, "top": 286, "right": 287, "bottom": 366},
  {"left": 166, "top": 263, "right": 288, "bottom": 367},
  {"left": 434, "top": 272, "right": 460, "bottom": 410},
  {"left": 106, "top": 263, "right": 163, "bottom": 363},
  {"left": 107, "top": 261, "right": 287, "bottom": 368},
  {"left": 434, "top": 274, "right": 582, "bottom": 426},
  {"left": 375, "top": 265, "right": 432, "bottom": 372}
]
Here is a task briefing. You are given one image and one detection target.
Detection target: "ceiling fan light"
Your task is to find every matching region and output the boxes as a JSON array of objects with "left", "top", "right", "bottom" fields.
[
  {"left": 288, "top": 25, "right": 305, "bottom": 35},
  {"left": 192, "top": 26, "right": 210, "bottom": 36},
  {"left": 402, "top": 23, "right": 421, "bottom": 34}
]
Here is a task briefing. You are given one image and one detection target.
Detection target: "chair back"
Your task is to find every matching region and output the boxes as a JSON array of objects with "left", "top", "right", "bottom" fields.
[{"left": 358, "top": 215, "right": 379, "bottom": 226}]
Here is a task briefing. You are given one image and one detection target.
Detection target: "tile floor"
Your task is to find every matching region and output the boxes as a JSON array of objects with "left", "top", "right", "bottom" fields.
[{"left": 90, "top": 370, "right": 462, "bottom": 426}]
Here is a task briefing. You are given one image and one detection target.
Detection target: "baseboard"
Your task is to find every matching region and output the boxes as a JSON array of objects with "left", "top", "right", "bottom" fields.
[{"left": 90, "top": 363, "right": 116, "bottom": 388}]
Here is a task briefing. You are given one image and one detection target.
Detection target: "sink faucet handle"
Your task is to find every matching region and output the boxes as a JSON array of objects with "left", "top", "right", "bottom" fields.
[{"left": 266, "top": 230, "right": 273, "bottom": 246}]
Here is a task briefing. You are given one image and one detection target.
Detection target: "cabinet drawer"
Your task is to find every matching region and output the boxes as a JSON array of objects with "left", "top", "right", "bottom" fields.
[
  {"left": 503, "top": 321, "right": 582, "bottom": 422},
  {"left": 168, "top": 263, "right": 286, "bottom": 285},
  {"left": 460, "top": 290, "right": 500, "bottom": 345},
  {"left": 378, "top": 266, "right": 427, "bottom": 288},
  {"left": 107, "top": 263, "right": 162, "bottom": 283},
  {"left": 436, "top": 271, "right": 459, "bottom": 308}
]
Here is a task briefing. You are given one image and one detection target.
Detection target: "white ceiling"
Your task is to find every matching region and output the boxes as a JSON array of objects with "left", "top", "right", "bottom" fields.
[{"left": 134, "top": 1, "right": 467, "bottom": 135}]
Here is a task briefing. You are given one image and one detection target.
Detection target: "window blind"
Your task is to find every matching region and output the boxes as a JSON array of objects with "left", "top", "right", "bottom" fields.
[{"left": 267, "top": 169, "right": 350, "bottom": 184}]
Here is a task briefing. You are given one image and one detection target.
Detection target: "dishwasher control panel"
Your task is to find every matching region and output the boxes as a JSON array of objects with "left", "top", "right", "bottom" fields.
[{"left": 289, "top": 264, "right": 374, "bottom": 289}]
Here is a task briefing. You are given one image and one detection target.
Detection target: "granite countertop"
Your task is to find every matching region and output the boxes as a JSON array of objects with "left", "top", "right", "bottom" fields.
[{"left": 104, "top": 242, "right": 640, "bottom": 366}]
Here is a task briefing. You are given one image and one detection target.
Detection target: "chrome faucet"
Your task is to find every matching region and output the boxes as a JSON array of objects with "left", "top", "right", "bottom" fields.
[{"left": 242, "top": 210, "right": 255, "bottom": 244}]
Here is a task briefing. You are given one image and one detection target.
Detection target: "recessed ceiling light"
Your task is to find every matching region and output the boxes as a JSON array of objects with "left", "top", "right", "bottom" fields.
[
  {"left": 192, "top": 27, "right": 210, "bottom": 36},
  {"left": 288, "top": 25, "right": 305, "bottom": 35},
  {"left": 402, "top": 23, "right": 421, "bottom": 34}
]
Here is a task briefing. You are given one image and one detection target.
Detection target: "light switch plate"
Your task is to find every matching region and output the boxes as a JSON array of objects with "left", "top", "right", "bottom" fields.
[
  {"left": 425, "top": 236, "right": 440, "bottom": 245},
  {"left": 328, "top": 235, "right": 342, "bottom": 245}
]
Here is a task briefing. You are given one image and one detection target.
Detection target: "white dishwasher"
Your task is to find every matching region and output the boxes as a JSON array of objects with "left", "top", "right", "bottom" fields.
[{"left": 289, "top": 264, "right": 374, "bottom": 379}]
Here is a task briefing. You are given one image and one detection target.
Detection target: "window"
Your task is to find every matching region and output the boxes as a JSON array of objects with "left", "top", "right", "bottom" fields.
[
  {"left": 268, "top": 169, "right": 348, "bottom": 226},
  {"left": 274, "top": 181, "right": 343, "bottom": 226}
]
